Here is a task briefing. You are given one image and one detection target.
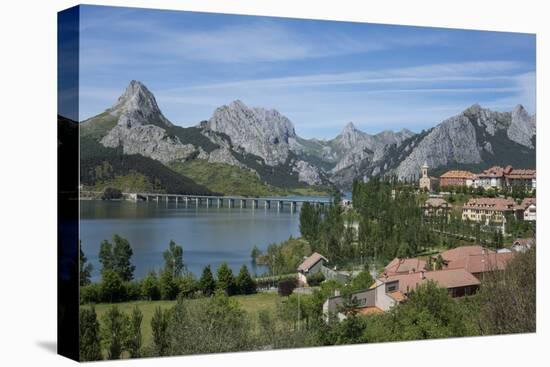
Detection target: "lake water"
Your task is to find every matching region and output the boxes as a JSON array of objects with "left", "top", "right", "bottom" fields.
[{"left": 80, "top": 198, "right": 325, "bottom": 281}]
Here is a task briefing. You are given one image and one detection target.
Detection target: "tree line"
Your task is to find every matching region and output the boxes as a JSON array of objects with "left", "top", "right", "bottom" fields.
[{"left": 80, "top": 235, "right": 257, "bottom": 304}]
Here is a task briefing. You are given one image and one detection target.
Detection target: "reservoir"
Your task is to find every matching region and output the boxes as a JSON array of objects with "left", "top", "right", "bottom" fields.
[{"left": 80, "top": 198, "right": 323, "bottom": 281}]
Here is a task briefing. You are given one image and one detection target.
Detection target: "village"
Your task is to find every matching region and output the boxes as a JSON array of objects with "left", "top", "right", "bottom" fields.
[{"left": 294, "top": 163, "right": 536, "bottom": 321}]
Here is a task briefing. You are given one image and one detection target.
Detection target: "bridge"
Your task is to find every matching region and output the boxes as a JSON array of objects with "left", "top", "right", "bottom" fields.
[{"left": 81, "top": 191, "right": 332, "bottom": 211}]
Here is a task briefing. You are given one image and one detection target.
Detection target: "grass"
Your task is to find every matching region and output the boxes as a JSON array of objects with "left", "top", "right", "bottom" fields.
[
  {"left": 170, "top": 160, "right": 331, "bottom": 197},
  {"left": 83, "top": 292, "right": 281, "bottom": 347},
  {"left": 83, "top": 172, "right": 158, "bottom": 193}
]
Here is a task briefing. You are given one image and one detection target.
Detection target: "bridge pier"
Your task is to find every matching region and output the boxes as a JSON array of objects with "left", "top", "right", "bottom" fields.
[
  {"left": 253, "top": 199, "right": 258, "bottom": 209},
  {"left": 291, "top": 201, "right": 297, "bottom": 212},
  {"left": 278, "top": 200, "right": 284, "bottom": 211},
  {"left": 218, "top": 198, "right": 222, "bottom": 208},
  {"left": 240, "top": 199, "right": 246, "bottom": 208},
  {"left": 229, "top": 199, "right": 235, "bottom": 208},
  {"left": 265, "top": 200, "right": 271, "bottom": 209}
]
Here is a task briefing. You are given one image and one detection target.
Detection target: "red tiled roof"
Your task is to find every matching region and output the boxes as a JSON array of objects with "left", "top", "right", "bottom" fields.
[
  {"left": 506, "top": 169, "right": 536, "bottom": 180},
  {"left": 384, "top": 257, "right": 427, "bottom": 275},
  {"left": 478, "top": 166, "right": 505, "bottom": 178},
  {"left": 463, "top": 197, "right": 516, "bottom": 212},
  {"left": 440, "top": 170, "right": 475, "bottom": 179},
  {"left": 297, "top": 252, "right": 328, "bottom": 273},
  {"left": 439, "top": 246, "right": 495, "bottom": 263},
  {"left": 447, "top": 252, "right": 516, "bottom": 274},
  {"left": 515, "top": 198, "right": 536, "bottom": 210},
  {"left": 379, "top": 268, "right": 480, "bottom": 293}
]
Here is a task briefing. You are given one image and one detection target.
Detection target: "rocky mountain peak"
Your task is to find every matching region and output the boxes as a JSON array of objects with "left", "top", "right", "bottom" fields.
[
  {"left": 110, "top": 80, "right": 172, "bottom": 128},
  {"left": 509, "top": 104, "right": 536, "bottom": 148},
  {"left": 206, "top": 100, "right": 297, "bottom": 165}
]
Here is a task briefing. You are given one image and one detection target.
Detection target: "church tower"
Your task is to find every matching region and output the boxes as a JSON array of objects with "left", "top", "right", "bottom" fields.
[{"left": 419, "top": 162, "right": 431, "bottom": 191}]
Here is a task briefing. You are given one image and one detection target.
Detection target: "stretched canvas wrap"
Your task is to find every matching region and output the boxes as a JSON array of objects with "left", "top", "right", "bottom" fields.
[{"left": 58, "top": 4, "right": 537, "bottom": 362}]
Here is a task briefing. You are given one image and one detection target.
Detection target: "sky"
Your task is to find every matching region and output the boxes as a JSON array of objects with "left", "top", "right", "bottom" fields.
[{"left": 78, "top": 5, "right": 536, "bottom": 139}]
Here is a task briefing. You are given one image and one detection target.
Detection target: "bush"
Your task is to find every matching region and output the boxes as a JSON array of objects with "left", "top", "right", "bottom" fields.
[
  {"left": 125, "top": 281, "right": 142, "bottom": 301},
  {"left": 80, "top": 283, "right": 102, "bottom": 304},
  {"left": 278, "top": 278, "right": 297, "bottom": 296},
  {"left": 306, "top": 271, "right": 325, "bottom": 287}
]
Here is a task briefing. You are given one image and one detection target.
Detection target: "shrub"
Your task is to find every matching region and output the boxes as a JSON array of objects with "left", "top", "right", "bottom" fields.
[
  {"left": 306, "top": 271, "right": 325, "bottom": 287},
  {"left": 278, "top": 278, "right": 297, "bottom": 296},
  {"left": 80, "top": 283, "right": 101, "bottom": 304}
]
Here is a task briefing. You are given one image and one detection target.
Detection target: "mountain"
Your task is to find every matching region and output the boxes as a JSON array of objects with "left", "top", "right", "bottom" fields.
[
  {"left": 81, "top": 80, "right": 536, "bottom": 193},
  {"left": 331, "top": 104, "right": 536, "bottom": 187}
]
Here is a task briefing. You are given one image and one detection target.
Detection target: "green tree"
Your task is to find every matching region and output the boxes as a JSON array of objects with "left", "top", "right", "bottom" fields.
[
  {"left": 199, "top": 265, "right": 216, "bottom": 296},
  {"left": 250, "top": 245, "right": 261, "bottom": 264},
  {"left": 98, "top": 235, "right": 135, "bottom": 282},
  {"left": 299, "top": 202, "right": 321, "bottom": 244},
  {"left": 125, "top": 306, "right": 143, "bottom": 358},
  {"left": 100, "top": 306, "right": 129, "bottom": 360},
  {"left": 478, "top": 247, "right": 536, "bottom": 334},
  {"left": 80, "top": 244, "right": 93, "bottom": 286},
  {"left": 216, "top": 262, "right": 236, "bottom": 295},
  {"left": 349, "top": 270, "right": 374, "bottom": 292},
  {"left": 100, "top": 269, "right": 125, "bottom": 303},
  {"left": 159, "top": 269, "right": 179, "bottom": 300},
  {"left": 163, "top": 240, "right": 185, "bottom": 277},
  {"left": 151, "top": 307, "right": 170, "bottom": 357},
  {"left": 98, "top": 239, "right": 114, "bottom": 274},
  {"left": 79, "top": 306, "right": 103, "bottom": 361},
  {"left": 112, "top": 235, "right": 135, "bottom": 282},
  {"left": 141, "top": 271, "right": 160, "bottom": 300},
  {"left": 235, "top": 265, "right": 257, "bottom": 295}
]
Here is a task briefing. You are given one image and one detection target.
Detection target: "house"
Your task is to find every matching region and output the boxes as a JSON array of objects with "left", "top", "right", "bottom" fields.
[
  {"left": 419, "top": 162, "right": 439, "bottom": 191},
  {"left": 383, "top": 257, "right": 427, "bottom": 276},
  {"left": 472, "top": 166, "right": 510, "bottom": 189},
  {"left": 439, "top": 245, "right": 495, "bottom": 265},
  {"left": 512, "top": 238, "right": 535, "bottom": 253},
  {"left": 422, "top": 198, "right": 452, "bottom": 218},
  {"left": 297, "top": 252, "right": 328, "bottom": 285},
  {"left": 440, "top": 170, "right": 475, "bottom": 188},
  {"left": 515, "top": 197, "right": 536, "bottom": 221},
  {"left": 323, "top": 268, "right": 481, "bottom": 318},
  {"left": 461, "top": 197, "right": 516, "bottom": 224},
  {"left": 446, "top": 252, "right": 516, "bottom": 280},
  {"left": 297, "top": 252, "right": 351, "bottom": 285},
  {"left": 505, "top": 168, "right": 536, "bottom": 190}
]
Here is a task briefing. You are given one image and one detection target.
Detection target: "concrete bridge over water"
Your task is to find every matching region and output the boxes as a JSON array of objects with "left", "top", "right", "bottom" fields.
[{"left": 81, "top": 191, "right": 332, "bottom": 211}]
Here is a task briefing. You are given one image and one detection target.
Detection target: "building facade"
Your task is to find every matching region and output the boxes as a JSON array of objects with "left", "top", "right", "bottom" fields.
[
  {"left": 461, "top": 197, "right": 516, "bottom": 224},
  {"left": 440, "top": 170, "right": 475, "bottom": 188}
]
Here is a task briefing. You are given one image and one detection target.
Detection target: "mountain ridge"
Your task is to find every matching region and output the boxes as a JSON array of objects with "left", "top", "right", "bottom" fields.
[{"left": 81, "top": 80, "right": 536, "bottom": 192}]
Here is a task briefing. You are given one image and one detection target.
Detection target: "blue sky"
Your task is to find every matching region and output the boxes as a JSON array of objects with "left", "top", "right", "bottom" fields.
[{"left": 78, "top": 5, "right": 536, "bottom": 139}]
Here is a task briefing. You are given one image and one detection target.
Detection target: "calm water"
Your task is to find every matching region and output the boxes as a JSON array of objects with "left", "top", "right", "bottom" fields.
[{"left": 80, "top": 199, "right": 322, "bottom": 281}]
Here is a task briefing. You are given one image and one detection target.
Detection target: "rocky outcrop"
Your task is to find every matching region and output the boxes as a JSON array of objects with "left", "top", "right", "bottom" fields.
[
  {"left": 292, "top": 160, "right": 324, "bottom": 185},
  {"left": 394, "top": 114, "right": 482, "bottom": 179},
  {"left": 206, "top": 100, "right": 296, "bottom": 166},
  {"left": 508, "top": 104, "right": 536, "bottom": 148},
  {"left": 101, "top": 124, "right": 196, "bottom": 163},
  {"left": 329, "top": 123, "right": 414, "bottom": 172},
  {"left": 108, "top": 80, "right": 173, "bottom": 128}
]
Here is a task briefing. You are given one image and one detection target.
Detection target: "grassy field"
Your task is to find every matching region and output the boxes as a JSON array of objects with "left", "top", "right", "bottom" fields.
[
  {"left": 83, "top": 292, "right": 281, "bottom": 347},
  {"left": 169, "top": 160, "right": 331, "bottom": 197}
]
